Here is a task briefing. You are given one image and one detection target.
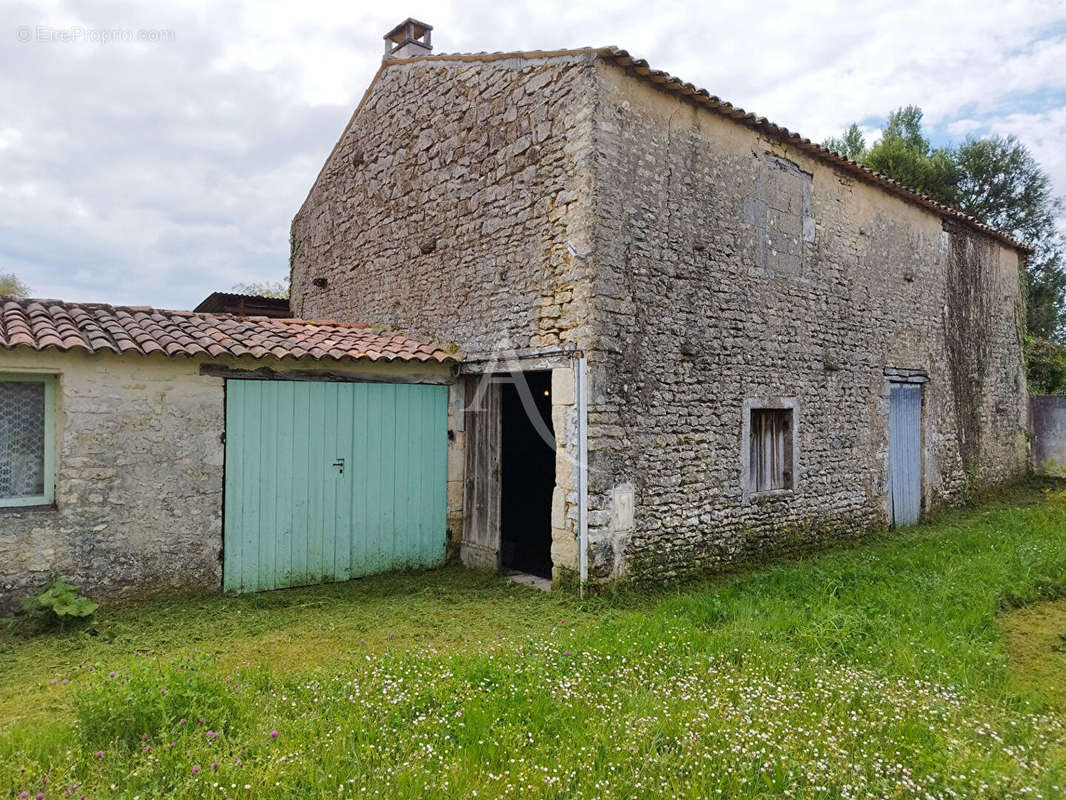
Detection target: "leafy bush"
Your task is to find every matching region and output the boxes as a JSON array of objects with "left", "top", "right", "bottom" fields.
[
  {"left": 1027, "top": 336, "right": 1066, "bottom": 395},
  {"left": 75, "top": 654, "right": 251, "bottom": 749},
  {"left": 16, "top": 580, "right": 98, "bottom": 632}
]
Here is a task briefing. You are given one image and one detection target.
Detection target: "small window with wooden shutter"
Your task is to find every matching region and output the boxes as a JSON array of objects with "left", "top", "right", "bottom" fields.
[{"left": 748, "top": 408, "right": 794, "bottom": 493}]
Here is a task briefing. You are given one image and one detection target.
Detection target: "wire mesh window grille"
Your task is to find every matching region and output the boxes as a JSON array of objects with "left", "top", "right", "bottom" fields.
[
  {"left": 749, "top": 408, "right": 794, "bottom": 493},
  {"left": 0, "top": 381, "right": 46, "bottom": 500}
]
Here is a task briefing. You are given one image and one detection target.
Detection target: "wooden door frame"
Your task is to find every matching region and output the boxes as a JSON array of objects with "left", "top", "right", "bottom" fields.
[
  {"left": 884, "top": 368, "right": 927, "bottom": 527},
  {"left": 460, "top": 375, "right": 502, "bottom": 571},
  {"left": 459, "top": 356, "right": 589, "bottom": 588}
]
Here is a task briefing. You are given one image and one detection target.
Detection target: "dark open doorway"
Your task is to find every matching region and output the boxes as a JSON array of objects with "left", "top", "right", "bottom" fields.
[{"left": 500, "top": 371, "right": 555, "bottom": 579}]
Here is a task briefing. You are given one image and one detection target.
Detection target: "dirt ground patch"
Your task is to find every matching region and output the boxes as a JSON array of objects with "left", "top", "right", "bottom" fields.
[{"left": 1003, "top": 599, "right": 1066, "bottom": 707}]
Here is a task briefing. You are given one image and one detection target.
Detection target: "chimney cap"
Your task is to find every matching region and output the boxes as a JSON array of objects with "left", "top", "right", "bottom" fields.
[
  {"left": 384, "top": 18, "right": 432, "bottom": 43},
  {"left": 383, "top": 18, "right": 433, "bottom": 58}
]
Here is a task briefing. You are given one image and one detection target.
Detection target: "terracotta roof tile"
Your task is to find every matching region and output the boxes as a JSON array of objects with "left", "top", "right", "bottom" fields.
[{"left": 0, "top": 297, "right": 460, "bottom": 365}]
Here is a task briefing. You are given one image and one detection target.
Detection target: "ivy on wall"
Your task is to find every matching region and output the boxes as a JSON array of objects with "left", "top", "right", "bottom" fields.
[{"left": 944, "top": 230, "right": 998, "bottom": 476}]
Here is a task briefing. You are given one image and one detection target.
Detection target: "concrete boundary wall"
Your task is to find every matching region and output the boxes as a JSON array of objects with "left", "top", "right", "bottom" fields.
[{"left": 1031, "top": 396, "right": 1066, "bottom": 476}]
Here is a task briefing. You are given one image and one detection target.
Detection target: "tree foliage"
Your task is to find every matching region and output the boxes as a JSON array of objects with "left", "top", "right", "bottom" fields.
[
  {"left": 825, "top": 108, "right": 958, "bottom": 204},
  {"left": 232, "top": 278, "right": 290, "bottom": 299},
  {"left": 863, "top": 107, "right": 958, "bottom": 206},
  {"left": 824, "top": 108, "right": 1066, "bottom": 342},
  {"left": 824, "top": 124, "right": 867, "bottom": 162},
  {"left": 0, "top": 272, "right": 30, "bottom": 297},
  {"left": 1025, "top": 336, "right": 1066, "bottom": 395}
]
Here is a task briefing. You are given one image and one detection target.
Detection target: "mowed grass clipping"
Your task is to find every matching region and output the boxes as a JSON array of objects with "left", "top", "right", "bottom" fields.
[{"left": 2, "top": 481, "right": 1066, "bottom": 799}]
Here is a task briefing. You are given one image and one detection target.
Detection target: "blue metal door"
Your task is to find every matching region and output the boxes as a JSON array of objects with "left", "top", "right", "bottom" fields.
[
  {"left": 223, "top": 379, "right": 449, "bottom": 593},
  {"left": 888, "top": 383, "right": 922, "bottom": 527}
]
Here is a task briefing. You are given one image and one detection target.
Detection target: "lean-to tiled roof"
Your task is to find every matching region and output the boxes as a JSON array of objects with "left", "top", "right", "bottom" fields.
[{"left": 0, "top": 298, "right": 458, "bottom": 364}]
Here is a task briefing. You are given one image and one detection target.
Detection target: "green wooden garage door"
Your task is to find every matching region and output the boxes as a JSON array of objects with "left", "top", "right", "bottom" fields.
[{"left": 223, "top": 379, "right": 448, "bottom": 593}]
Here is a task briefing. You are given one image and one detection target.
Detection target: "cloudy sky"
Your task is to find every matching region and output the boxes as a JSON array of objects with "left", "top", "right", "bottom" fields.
[{"left": 4, "top": 0, "right": 1065, "bottom": 309}]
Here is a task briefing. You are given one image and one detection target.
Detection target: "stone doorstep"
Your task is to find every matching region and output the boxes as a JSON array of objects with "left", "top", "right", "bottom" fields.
[{"left": 502, "top": 570, "right": 551, "bottom": 592}]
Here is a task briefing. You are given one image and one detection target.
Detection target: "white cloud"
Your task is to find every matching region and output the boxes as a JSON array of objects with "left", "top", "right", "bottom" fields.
[{"left": 2, "top": 0, "right": 1065, "bottom": 307}]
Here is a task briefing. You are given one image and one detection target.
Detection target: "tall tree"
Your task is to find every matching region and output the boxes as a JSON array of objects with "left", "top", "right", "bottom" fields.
[
  {"left": 863, "top": 107, "right": 958, "bottom": 205},
  {"left": 0, "top": 272, "right": 30, "bottom": 297},
  {"left": 824, "top": 124, "right": 867, "bottom": 162}
]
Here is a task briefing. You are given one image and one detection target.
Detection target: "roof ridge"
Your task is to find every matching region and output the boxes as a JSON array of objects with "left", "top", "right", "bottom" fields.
[{"left": 5, "top": 297, "right": 358, "bottom": 326}]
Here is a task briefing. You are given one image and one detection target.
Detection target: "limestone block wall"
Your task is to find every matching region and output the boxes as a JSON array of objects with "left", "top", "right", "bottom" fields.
[
  {"left": 581, "top": 61, "right": 1029, "bottom": 582},
  {"left": 0, "top": 350, "right": 224, "bottom": 611},
  {"left": 289, "top": 52, "right": 600, "bottom": 355},
  {"left": 0, "top": 350, "right": 458, "bottom": 612},
  {"left": 549, "top": 365, "right": 579, "bottom": 576}
]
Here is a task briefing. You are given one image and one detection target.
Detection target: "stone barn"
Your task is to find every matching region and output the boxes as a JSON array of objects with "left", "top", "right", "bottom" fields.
[
  {"left": 0, "top": 23, "right": 1032, "bottom": 606},
  {"left": 289, "top": 21, "right": 1030, "bottom": 586}
]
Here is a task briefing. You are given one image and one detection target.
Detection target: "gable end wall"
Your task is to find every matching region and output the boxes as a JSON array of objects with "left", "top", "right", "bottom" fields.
[{"left": 290, "top": 54, "right": 601, "bottom": 355}]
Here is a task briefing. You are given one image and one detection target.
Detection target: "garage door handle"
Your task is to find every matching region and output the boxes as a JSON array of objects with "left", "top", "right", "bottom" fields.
[{"left": 332, "top": 458, "right": 345, "bottom": 474}]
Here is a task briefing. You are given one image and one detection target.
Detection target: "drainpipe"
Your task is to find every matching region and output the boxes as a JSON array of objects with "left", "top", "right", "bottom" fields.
[{"left": 576, "top": 356, "right": 589, "bottom": 596}]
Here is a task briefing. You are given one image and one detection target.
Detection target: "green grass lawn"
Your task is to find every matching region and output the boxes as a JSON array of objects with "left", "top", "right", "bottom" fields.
[{"left": 3, "top": 482, "right": 1066, "bottom": 799}]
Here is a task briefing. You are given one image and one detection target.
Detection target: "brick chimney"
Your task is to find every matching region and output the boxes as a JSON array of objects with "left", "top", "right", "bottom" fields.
[{"left": 383, "top": 18, "right": 432, "bottom": 60}]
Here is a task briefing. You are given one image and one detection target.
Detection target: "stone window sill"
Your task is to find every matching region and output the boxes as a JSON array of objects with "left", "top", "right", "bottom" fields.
[
  {"left": 749, "top": 488, "right": 795, "bottom": 504},
  {"left": 0, "top": 503, "right": 57, "bottom": 515}
]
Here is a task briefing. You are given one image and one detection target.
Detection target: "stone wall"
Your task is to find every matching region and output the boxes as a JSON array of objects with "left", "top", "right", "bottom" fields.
[
  {"left": 0, "top": 350, "right": 458, "bottom": 612},
  {"left": 582, "top": 61, "right": 1029, "bottom": 582},
  {"left": 290, "top": 52, "right": 600, "bottom": 355},
  {"left": 0, "top": 350, "right": 223, "bottom": 611}
]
